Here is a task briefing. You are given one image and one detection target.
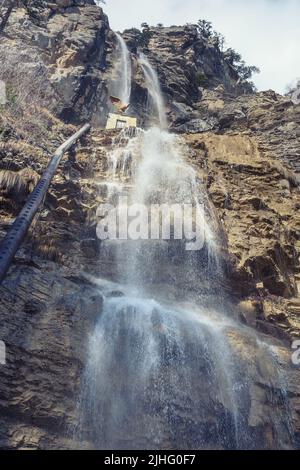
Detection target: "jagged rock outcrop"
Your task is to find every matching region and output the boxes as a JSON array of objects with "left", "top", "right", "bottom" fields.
[
  {"left": 124, "top": 24, "right": 253, "bottom": 128},
  {"left": 0, "top": 0, "right": 111, "bottom": 126},
  {"left": 181, "top": 86, "right": 300, "bottom": 340},
  {"left": 183, "top": 88, "right": 300, "bottom": 173},
  {"left": 186, "top": 131, "right": 300, "bottom": 334}
]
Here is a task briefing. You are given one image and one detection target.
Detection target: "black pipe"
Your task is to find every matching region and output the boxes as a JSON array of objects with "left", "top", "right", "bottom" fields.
[{"left": 0, "top": 123, "right": 91, "bottom": 284}]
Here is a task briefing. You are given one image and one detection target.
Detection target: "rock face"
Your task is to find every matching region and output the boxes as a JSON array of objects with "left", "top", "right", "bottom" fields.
[
  {"left": 186, "top": 131, "right": 300, "bottom": 330},
  {"left": 0, "top": 264, "right": 103, "bottom": 449},
  {"left": 124, "top": 24, "right": 253, "bottom": 128},
  {"left": 0, "top": 2, "right": 300, "bottom": 450},
  {"left": 0, "top": 127, "right": 106, "bottom": 449},
  {"left": 186, "top": 88, "right": 300, "bottom": 174},
  {"left": 0, "top": 0, "right": 111, "bottom": 126}
]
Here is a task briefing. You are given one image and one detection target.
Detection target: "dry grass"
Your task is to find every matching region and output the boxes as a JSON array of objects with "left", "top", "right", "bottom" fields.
[
  {"left": 31, "top": 241, "right": 60, "bottom": 262},
  {"left": 0, "top": 168, "right": 39, "bottom": 197},
  {"left": 0, "top": 169, "right": 28, "bottom": 195},
  {"left": 29, "top": 220, "right": 61, "bottom": 262}
]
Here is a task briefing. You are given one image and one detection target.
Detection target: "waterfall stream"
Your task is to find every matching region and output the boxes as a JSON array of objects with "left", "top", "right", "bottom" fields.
[
  {"left": 75, "top": 46, "right": 295, "bottom": 450},
  {"left": 139, "top": 53, "right": 168, "bottom": 129},
  {"left": 112, "top": 33, "right": 132, "bottom": 106}
]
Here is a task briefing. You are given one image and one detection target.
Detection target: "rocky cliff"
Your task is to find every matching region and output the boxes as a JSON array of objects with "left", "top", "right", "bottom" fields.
[
  {"left": 125, "top": 24, "right": 254, "bottom": 129},
  {"left": 0, "top": 0, "right": 300, "bottom": 449},
  {"left": 0, "top": 0, "right": 112, "bottom": 128}
]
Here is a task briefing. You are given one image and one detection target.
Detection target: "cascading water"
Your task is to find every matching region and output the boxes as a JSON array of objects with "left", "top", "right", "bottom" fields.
[
  {"left": 139, "top": 53, "right": 168, "bottom": 129},
  {"left": 78, "top": 298, "right": 243, "bottom": 449},
  {"left": 75, "top": 49, "right": 295, "bottom": 450},
  {"left": 111, "top": 33, "right": 132, "bottom": 106}
]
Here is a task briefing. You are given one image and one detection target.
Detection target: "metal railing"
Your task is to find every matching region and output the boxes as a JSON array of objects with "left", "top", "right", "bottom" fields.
[{"left": 0, "top": 123, "right": 91, "bottom": 284}]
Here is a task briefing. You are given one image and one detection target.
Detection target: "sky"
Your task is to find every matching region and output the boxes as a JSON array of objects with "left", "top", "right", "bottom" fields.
[{"left": 102, "top": 0, "right": 300, "bottom": 94}]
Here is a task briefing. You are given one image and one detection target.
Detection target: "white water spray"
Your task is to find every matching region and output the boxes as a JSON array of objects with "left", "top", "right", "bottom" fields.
[
  {"left": 114, "top": 33, "right": 132, "bottom": 105},
  {"left": 139, "top": 53, "right": 168, "bottom": 129}
]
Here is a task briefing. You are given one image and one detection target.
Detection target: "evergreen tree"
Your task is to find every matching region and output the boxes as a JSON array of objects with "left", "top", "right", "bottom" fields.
[{"left": 197, "top": 19, "right": 213, "bottom": 38}]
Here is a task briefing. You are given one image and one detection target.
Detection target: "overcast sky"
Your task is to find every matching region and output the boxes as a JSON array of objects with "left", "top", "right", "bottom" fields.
[{"left": 103, "top": 0, "right": 300, "bottom": 94}]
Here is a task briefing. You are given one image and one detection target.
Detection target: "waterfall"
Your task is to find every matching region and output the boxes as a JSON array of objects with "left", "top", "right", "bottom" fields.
[
  {"left": 78, "top": 297, "right": 243, "bottom": 449},
  {"left": 75, "top": 51, "right": 295, "bottom": 450},
  {"left": 139, "top": 53, "right": 168, "bottom": 129},
  {"left": 114, "top": 33, "right": 132, "bottom": 105}
]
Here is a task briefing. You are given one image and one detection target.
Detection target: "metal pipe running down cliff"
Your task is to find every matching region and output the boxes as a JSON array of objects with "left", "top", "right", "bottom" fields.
[{"left": 0, "top": 123, "right": 91, "bottom": 285}]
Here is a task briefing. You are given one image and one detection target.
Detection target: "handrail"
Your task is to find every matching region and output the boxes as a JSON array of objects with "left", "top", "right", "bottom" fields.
[{"left": 0, "top": 123, "right": 91, "bottom": 284}]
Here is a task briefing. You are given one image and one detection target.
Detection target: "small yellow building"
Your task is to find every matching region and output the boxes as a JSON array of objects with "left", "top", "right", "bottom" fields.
[{"left": 106, "top": 113, "right": 137, "bottom": 130}]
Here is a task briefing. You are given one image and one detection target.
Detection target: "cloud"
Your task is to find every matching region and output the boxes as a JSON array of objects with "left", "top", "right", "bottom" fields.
[{"left": 103, "top": 0, "right": 300, "bottom": 94}]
